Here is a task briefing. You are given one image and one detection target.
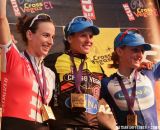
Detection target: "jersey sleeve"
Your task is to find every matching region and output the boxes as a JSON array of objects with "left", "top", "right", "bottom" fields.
[
  {"left": 100, "top": 76, "right": 110, "bottom": 99},
  {"left": 44, "top": 52, "right": 63, "bottom": 72},
  {"left": 45, "top": 66, "right": 56, "bottom": 90},
  {"left": 153, "top": 61, "right": 160, "bottom": 80},
  {"left": 0, "top": 40, "right": 21, "bottom": 73}
]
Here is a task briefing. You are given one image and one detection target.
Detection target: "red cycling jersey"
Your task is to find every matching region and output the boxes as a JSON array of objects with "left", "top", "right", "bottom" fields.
[{"left": 1, "top": 42, "right": 55, "bottom": 122}]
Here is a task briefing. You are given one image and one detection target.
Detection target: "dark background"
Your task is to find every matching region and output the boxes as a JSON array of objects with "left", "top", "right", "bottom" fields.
[{"left": 7, "top": 0, "right": 160, "bottom": 53}]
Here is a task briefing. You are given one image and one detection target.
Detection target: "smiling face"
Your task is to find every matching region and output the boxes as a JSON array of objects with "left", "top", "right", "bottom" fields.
[
  {"left": 68, "top": 28, "right": 93, "bottom": 54},
  {"left": 117, "top": 45, "right": 145, "bottom": 69},
  {"left": 27, "top": 22, "right": 55, "bottom": 58}
]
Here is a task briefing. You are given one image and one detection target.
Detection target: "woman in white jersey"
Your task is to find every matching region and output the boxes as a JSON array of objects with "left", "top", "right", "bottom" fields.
[{"left": 101, "top": 28, "right": 160, "bottom": 130}]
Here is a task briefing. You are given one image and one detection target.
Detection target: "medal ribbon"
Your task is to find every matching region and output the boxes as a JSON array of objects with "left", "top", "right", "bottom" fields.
[
  {"left": 116, "top": 72, "right": 137, "bottom": 114},
  {"left": 70, "top": 53, "right": 86, "bottom": 93},
  {"left": 24, "top": 51, "right": 47, "bottom": 104}
]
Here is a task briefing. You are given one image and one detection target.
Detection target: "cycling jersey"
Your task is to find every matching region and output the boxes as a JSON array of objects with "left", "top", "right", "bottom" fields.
[
  {"left": 101, "top": 62, "right": 160, "bottom": 130},
  {"left": 44, "top": 53, "right": 105, "bottom": 129},
  {"left": 1, "top": 41, "right": 55, "bottom": 125}
]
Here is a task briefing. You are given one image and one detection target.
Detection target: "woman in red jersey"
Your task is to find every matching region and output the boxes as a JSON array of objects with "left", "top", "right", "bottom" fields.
[{"left": 0, "top": 0, "right": 56, "bottom": 130}]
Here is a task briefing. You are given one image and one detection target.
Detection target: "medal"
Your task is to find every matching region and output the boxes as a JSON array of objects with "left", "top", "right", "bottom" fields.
[
  {"left": 116, "top": 73, "right": 138, "bottom": 126},
  {"left": 41, "top": 104, "right": 56, "bottom": 122},
  {"left": 69, "top": 53, "right": 86, "bottom": 112},
  {"left": 71, "top": 93, "right": 86, "bottom": 111},
  {"left": 127, "top": 114, "right": 137, "bottom": 126}
]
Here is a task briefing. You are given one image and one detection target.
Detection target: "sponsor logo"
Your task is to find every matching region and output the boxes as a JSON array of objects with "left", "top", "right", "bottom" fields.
[
  {"left": 80, "top": 0, "right": 96, "bottom": 20},
  {"left": 114, "top": 86, "right": 151, "bottom": 100},
  {"left": 17, "top": 0, "right": 53, "bottom": 14},
  {"left": 122, "top": 0, "right": 159, "bottom": 21},
  {"left": 10, "top": 0, "right": 21, "bottom": 16},
  {"left": 63, "top": 70, "right": 101, "bottom": 86},
  {"left": 122, "top": 3, "right": 135, "bottom": 21},
  {"left": 92, "top": 85, "right": 100, "bottom": 99},
  {"left": 1, "top": 77, "right": 8, "bottom": 113},
  {"left": 65, "top": 94, "right": 98, "bottom": 114}
]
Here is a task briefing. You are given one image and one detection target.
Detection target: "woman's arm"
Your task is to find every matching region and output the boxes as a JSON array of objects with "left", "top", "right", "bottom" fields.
[
  {"left": 0, "top": 0, "right": 11, "bottom": 45},
  {"left": 153, "top": 61, "right": 160, "bottom": 80}
]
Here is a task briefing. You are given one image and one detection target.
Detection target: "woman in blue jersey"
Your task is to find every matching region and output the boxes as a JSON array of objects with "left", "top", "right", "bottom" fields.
[{"left": 101, "top": 28, "right": 160, "bottom": 130}]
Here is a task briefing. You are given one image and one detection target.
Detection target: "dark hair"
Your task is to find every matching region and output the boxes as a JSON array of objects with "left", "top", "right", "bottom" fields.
[
  {"left": 16, "top": 14, "right": 54, "bottom": 44},
  {"left": 63, "top": 39, "right": 70, "bottom": 51},
  {"left": 64, "top": 23, "right": 69, "bottom": 39},
  {"left": 64, "top": 23, "right": 76, "bottom": 39},
  {"left": 63, "top": 33, "right": 75, "bottom": 52},
  {"left": 109, "top": 51, "right": 118, "bottom": 69},
  {"left": 109, "top": 46, "right": 126, "bottom": 69}
]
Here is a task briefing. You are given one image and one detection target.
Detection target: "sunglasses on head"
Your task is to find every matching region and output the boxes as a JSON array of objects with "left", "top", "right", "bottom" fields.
[
  {"left": 119, "top": 28, "right": 140, "bottom": 42},
  {"left": 29, "top": 13, "right": 51, "bottom": 28},
  {"left": 67, "top": 16, "right": 93, "bottom": 32}
]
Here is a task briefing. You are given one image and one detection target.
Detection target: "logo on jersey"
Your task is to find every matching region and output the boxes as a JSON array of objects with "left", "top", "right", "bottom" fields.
[
  {"left": 61, "top": 69, "right": 101, "bottom": 92},
  {"left": 114, "top": 86, "right": 151, "bottom": 100},
  {"left": 65, "top": 94, "right": 98, "bottom": 114}
]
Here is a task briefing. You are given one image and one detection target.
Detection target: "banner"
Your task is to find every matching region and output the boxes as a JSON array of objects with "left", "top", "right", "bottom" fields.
[
  {"left": 89, "top": 28, "right": 120, "bottom": 76},
  {"left": 80, "top": 0, "right": 96, "bottom": 20},
  {"left": 1, "top": 0, "right": 160, "bottom": 126}
]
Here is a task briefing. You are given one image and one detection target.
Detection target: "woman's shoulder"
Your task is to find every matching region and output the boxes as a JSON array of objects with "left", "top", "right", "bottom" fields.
[
  {"left": 101, "top": 73, "right": 117, "bottom": 85},
  {"left": 44, "top": 66, "right": 55, "bottom": 78}
]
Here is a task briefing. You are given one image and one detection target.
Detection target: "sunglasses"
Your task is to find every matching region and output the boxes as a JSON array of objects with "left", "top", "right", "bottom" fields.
[
  {"left": 119, "top": 28, "right": 140, "bottom": 42},
  {"left": 29, "top": 13, "right": 52, "bottom": 28},
  {"left": 67, "top": 16, "right": 93, "bottom": 32}
]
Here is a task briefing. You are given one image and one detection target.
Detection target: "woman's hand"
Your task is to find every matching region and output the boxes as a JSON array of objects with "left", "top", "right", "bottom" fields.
[{"left": 138, "top": 61, "right": 154, "bottom": 70}]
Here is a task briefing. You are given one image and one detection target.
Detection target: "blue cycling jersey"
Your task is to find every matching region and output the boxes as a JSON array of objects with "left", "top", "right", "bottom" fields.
[{"left": 101, "top": 62, "right": 160, "bottom": 130}]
